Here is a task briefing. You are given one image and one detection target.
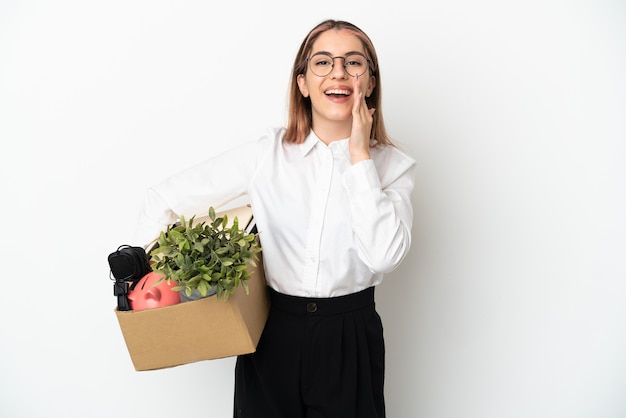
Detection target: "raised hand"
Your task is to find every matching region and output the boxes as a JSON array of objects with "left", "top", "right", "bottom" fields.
[{"left": 349, "top": 73, "right": 375, "bottom": 164}]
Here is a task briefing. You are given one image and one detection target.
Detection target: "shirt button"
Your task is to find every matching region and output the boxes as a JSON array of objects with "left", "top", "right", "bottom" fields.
[{"left": 306, "top": 302, "right": 318, "bottom": 313}]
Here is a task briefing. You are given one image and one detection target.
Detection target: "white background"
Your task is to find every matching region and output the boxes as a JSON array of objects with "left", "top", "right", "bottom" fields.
[{"left": 1, "top": 1, "right": 625, "bottom": 417}]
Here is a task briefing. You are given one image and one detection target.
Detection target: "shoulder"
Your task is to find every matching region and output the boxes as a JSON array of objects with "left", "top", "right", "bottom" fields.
[
  {"left": 366, "top": 141, "right": 416, "bottom": 186},
  {"left": 261, "top": 126, "right": 286, "bottom": 143},
  {"left": 370, "top": 141, "right": 416, "bottom": 173},
  {"left": 250, "top": 126, "right": 286, "bottom": 150},
  {"left": 234, "top": 127, "right": 285, "bottom": 155}
]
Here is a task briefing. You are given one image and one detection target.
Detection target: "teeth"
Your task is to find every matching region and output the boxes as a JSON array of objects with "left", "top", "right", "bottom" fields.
[{"left": 325, "top": 89, "right": 350, "bottom": 96}]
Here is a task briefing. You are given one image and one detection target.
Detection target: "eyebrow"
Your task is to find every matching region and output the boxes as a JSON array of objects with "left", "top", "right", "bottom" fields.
[{"left": 311, "top": 50, "right": 365, "bottom": 56}]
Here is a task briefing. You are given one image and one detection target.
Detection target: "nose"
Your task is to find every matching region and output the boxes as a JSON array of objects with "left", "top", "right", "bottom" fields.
[{"left": 330, "top": 57, "right": 348, "bottom": 79}]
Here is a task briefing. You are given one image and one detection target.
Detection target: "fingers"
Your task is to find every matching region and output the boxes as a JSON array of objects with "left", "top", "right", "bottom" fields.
[
  {"left": 353, "top": 74, "right": 371, "bottom": 119},
  {"left": 350, "top": 73, "right": 373, "bottom": 152},
  {"left": 352, "top": 74, "right": 362, "bottom": 115}
]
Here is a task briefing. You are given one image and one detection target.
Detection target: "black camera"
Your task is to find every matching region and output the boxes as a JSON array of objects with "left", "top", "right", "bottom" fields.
[{"left": 108, "top": 245, "right": 152, "bottom": 311}]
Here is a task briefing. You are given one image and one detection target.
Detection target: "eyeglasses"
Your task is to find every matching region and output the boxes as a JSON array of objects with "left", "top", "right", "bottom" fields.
[{"left": 307, "top": 52, "right": 370, "bottom": 78}]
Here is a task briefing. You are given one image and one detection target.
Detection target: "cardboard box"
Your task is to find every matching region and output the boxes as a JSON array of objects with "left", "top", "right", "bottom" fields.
[{"left": 115, "top": 205, "right": 269, "bottom": 371}]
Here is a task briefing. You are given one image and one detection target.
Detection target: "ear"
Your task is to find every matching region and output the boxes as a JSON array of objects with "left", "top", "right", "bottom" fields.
[
  {"left": 297, "top": 74, "right": 309, "bottom": 98},
  {"left": 365, "top": 75, "right": 376, "bottom": 97}
]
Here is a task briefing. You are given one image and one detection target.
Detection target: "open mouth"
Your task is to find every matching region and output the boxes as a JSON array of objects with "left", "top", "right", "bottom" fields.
[{"left": 324, "top": 88, "right": 351, "bottom": 97}]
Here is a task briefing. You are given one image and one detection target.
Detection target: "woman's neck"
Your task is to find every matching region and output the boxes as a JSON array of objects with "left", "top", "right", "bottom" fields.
[{"left": 311, "top": 120, "right": 351, "bottom": 145}]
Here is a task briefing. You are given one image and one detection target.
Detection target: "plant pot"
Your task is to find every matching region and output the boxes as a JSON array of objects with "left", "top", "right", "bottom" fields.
[{"left": 179, "top": 286, "right": 217, "bottom": 302}]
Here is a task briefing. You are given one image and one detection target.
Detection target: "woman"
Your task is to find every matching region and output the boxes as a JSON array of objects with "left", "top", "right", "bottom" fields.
[{"left": 134, "top": 19, "right": 416, "bottom": 418}]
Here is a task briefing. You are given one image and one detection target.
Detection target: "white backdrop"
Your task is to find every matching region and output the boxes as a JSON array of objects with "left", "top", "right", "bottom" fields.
[{"left": 1, "top": 1, "right": 625, "bottom": 417}]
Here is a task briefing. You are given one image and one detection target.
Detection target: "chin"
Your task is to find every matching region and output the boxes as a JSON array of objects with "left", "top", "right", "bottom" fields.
[
  {"left": 312, "top": 105, "right": 352, "bottom": 124},
  {"left": 323, "top": 109, "right": 353, "bottom": 122}
]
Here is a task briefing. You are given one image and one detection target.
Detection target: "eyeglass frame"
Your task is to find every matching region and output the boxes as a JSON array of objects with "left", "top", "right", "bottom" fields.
[{"left": 306, "top": 51, "right": 373, "bottom": 78}]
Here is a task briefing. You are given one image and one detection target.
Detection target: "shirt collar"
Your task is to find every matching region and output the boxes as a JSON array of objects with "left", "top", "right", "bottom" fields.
[
  {"left": 300, "top": 130, "right": 351, "bottom": 157},
  {"left": 300, "top": 131, "right": 319, "bottom": 156}
]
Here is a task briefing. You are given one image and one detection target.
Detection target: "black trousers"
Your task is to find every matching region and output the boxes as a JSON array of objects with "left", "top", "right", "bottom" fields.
[{"left": 234, "top": 287, "right": 385, "bottom": 418}]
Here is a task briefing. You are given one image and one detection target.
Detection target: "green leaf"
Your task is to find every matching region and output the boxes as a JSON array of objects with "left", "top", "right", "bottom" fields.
[
  {"left": 150, "top": 205, "right": 261, "bottom": 301},
  {"left": 215, "top": 247, "right": 229, "bottom": 255},
  {"left": 198, "top": 281, "right": 208, "bottom": 296}
]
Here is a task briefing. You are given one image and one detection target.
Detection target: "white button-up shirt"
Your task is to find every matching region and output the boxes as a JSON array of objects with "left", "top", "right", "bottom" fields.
[{"left": 134, "top": 127, "right": 416, "bottom": 297}]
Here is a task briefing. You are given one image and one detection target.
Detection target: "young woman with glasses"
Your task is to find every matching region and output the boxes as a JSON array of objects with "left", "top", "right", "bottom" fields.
[{"left": 134, "top": 19, "right": 416, "bottom": 418}]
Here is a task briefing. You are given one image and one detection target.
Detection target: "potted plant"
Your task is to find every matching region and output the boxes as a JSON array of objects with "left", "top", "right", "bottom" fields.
[{"left": 149, "top": 206, "right": 261, "bottom": 301}]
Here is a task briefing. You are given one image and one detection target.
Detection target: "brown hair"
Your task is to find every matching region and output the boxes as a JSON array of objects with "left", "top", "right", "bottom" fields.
[{"left": 284, "top": 19, "right": 395, "bottom": 146}]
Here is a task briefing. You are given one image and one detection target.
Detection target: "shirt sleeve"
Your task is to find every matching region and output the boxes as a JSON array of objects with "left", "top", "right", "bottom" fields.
[
  {"left": 132, "top": 135, "right": 269, "bottom": 247},
  {"left": 342, "top": 148, "right": 417, "bottom": 274}
]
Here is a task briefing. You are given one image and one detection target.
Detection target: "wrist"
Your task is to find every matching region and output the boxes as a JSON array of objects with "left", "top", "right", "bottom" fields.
[{"left": 350, "top": 150, "right": 370, "bottom": 164}]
